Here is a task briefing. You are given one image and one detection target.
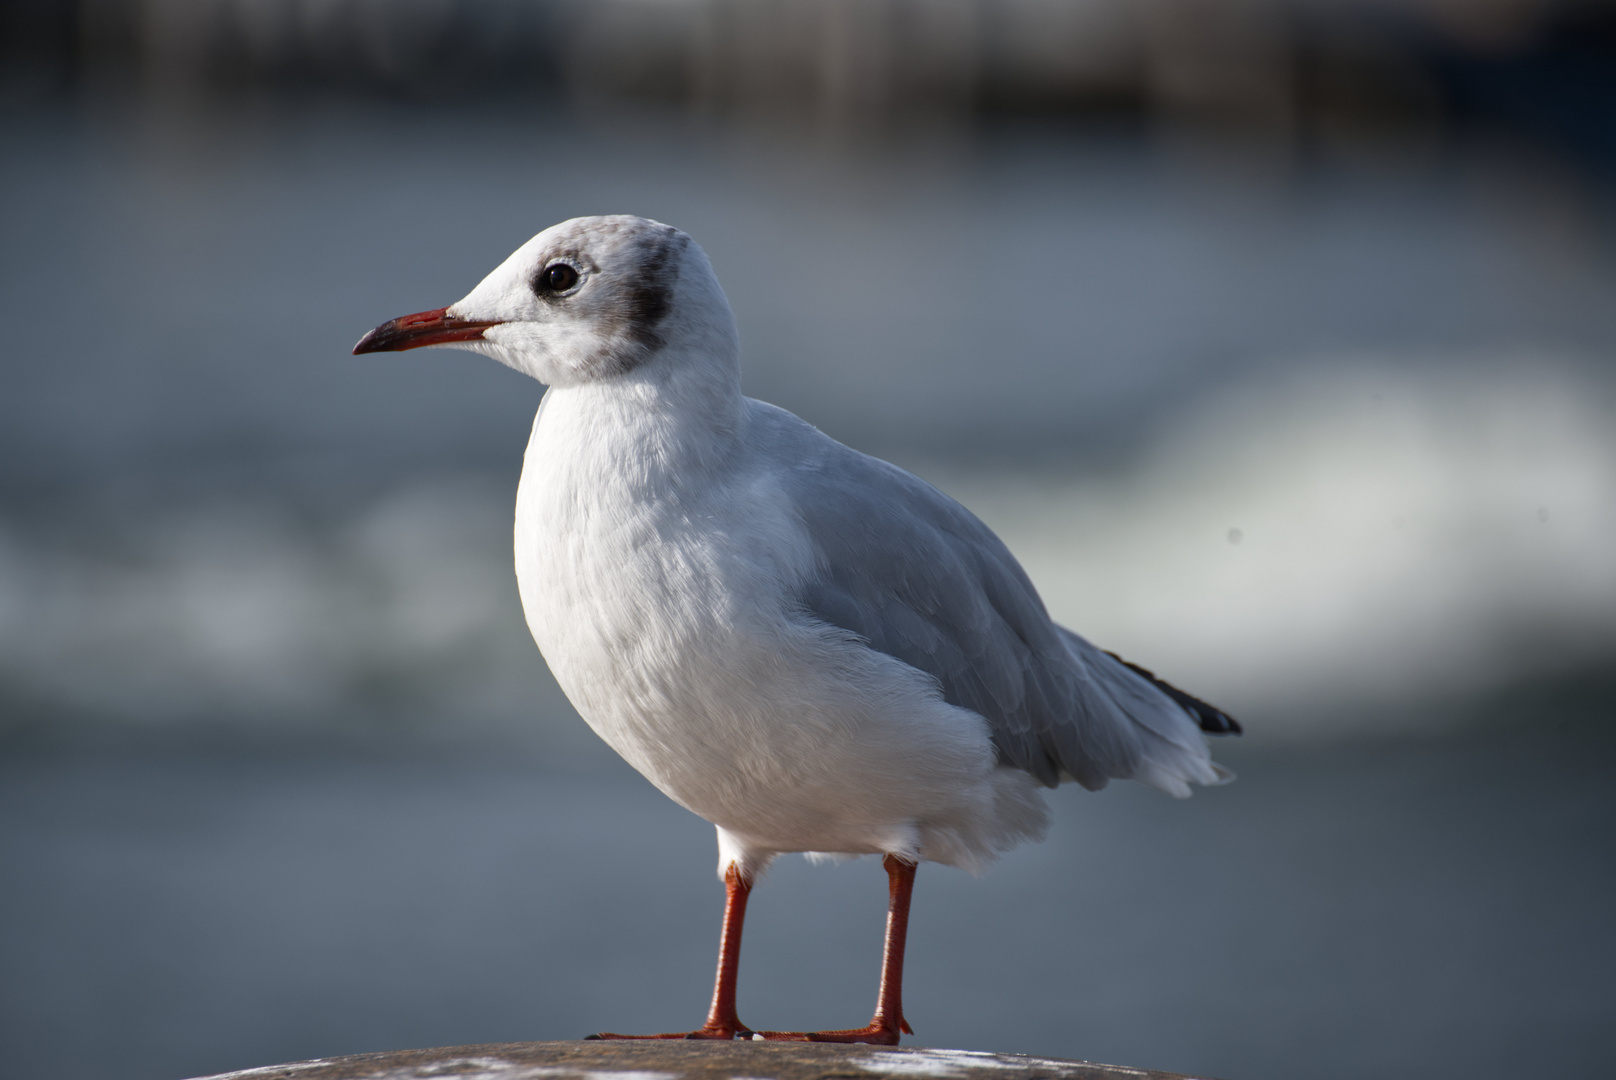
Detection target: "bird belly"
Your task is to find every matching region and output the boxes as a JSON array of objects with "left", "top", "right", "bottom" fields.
[
  {"left": 511, "top": 391, "right": 1049, "bottom": 868},
  {"left": 514, "top": 489, "right": 1030, "bottom": 865}
]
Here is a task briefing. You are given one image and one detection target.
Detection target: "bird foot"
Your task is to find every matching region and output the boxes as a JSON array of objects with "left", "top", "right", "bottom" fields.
[
  {"left": 751, "top": 1019, "right": 910, "bottom": 1045},
  {"left": 586, "top": 1024, "right": 754, "bottom": 1041}
]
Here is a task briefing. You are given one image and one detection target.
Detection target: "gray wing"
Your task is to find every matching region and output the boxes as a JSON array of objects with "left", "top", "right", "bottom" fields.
[{"left": 779, "top": 427, "right": 1235, "bottom": 794}]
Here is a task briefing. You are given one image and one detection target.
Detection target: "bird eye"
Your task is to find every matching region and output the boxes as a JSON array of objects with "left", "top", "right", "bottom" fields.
[{"left": 538, "top": 262, "right": 579, "bottom": 294}]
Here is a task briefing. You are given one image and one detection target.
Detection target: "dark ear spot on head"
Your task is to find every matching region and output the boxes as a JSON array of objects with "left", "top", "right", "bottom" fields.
[
  {"left": 580, "top": 222, "right": 692, "bottom": 377},
  {"left": 618, "top": 227, "right": 688, "bottom": 352}
]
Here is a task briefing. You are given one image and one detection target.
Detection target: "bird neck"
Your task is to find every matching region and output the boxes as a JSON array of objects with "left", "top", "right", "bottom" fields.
[{"left": 538, "top": 345, "right": 747, "bottom": 491}]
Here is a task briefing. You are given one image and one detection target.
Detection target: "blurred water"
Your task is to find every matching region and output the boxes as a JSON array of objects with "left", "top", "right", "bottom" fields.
[
  {"left": 3, "top": 98, "right": 1616, "bottom": 1080},
  {"left": 3, "top": 718, "right": 1613, "bottom": 1080},
  {"left": 3, "top": 99, "right": 1615, "bottom": 738},
  {"left": 5, "top": 372, "right": 1615, "bottom": 744},
  {"left": 5, "top": 101, "right": 1615, "bottom": 482}
]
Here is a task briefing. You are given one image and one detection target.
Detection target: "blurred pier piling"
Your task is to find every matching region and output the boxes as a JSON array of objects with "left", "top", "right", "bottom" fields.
[{"left": 7, "top": 0, "right": 1616, "bottom": 161}]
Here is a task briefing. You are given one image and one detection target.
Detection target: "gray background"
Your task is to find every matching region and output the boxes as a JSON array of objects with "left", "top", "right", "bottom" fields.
[{"left": 3, "top": 3, "right": 1616, "bottom": 1078}]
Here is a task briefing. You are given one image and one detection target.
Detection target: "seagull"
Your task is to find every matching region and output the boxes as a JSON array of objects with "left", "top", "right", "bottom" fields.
[{"left": 354, "top": 215, "right": 1239, "bottom": 1044}]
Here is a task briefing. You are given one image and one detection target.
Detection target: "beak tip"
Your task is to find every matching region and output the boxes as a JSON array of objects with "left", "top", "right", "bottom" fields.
[{"left": 351, "top": 306, "right": 495, "bottom": 356}]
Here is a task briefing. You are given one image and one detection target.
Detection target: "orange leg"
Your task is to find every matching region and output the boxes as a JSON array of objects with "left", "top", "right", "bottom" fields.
[
  {"left": 588, "top": 864, "right": 755, "bottom": 1040},
  {"left": 757, "top": 854, "right": 917, "bottom": 1045}
]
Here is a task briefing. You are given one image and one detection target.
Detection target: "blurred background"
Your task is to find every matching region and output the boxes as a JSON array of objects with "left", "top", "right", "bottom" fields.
[{"left": 2, "top": 2, "right": 1615, "bottom": 1078}]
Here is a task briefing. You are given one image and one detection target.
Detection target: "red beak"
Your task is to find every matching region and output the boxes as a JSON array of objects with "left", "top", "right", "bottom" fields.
[{"left": 352, "top": 307, "right": 501, "bottom": 354}]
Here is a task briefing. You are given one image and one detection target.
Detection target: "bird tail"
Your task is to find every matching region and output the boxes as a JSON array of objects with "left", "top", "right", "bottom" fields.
[
  {"left": 1104, "top": 652, "right": 1242, "bottom": 735},
  {"left": 1055, "top": 626, "right": 1240, "bottom": 798}
]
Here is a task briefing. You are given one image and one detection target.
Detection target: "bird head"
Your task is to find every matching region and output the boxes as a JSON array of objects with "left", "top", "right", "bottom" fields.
[{"left": 353, "top": 215, "right": 737, "bottom": 388}]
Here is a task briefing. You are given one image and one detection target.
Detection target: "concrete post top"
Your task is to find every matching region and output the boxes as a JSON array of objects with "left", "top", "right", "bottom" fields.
[{"left": 187, "top": 1040, "right": 1213, "bottom": 1080}]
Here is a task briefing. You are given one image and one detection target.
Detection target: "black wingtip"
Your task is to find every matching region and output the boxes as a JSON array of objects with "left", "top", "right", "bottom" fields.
[{"left": 1106, "top": 652, "right": 1243, "bottom": 735}]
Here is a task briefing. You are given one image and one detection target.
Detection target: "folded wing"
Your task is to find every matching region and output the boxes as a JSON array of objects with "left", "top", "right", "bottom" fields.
[{"left": 781, "top": 432, "right": 1237, "bottom": 797}]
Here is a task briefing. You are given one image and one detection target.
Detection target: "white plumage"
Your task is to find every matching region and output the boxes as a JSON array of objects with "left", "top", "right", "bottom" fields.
[{"left": 354, "top": 214, "right": 1238, "bottom": 1043}]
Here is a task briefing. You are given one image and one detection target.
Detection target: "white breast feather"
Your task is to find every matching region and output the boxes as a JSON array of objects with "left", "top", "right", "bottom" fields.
[{"left": 514, "top": 382, "right": 1049, "bottom": 875}]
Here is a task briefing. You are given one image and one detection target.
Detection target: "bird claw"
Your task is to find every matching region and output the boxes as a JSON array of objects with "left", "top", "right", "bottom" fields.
[
  {"left": 586, "top": 1025, "right": 755, "bottom": 1041},
  {"left": 750, "top": 1022, "right": 906, "bottom": 1045},
  {"left": 588, "top": 1020, "right": 903, "bottom": 1045}
]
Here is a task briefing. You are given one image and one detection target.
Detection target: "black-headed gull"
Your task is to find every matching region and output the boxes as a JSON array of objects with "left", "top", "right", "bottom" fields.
[{"left": 354, "top": 215, "right": 1239, "bottom": 1044}]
